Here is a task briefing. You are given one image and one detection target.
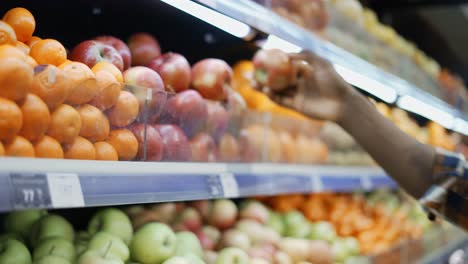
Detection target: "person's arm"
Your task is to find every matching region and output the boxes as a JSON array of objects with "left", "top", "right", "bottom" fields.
[
  {"left": 268, "top": 51, "right": 435, "bottom": 198},
  {"left": 338, "top": 88, "right": 435, "bottom": 197}
]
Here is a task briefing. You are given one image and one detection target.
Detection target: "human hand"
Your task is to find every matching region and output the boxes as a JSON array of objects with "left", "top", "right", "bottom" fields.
[{"left": 265, "top": 51, "right": 354, "bottom": 122}]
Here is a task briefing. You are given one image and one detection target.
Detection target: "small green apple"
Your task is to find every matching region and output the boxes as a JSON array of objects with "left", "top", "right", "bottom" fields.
[
  {"left": 182, "top": 253, "right": 205, "bottom": 264},
  {"left": 283, "top": 211, "right": 311, "bottom": 238},
  {"left": 76, "top": 250, "right": 124, "bottom": 264},
  {"left": 0, "top": 238, "right": 32, "bottom": 264},
  {"left": 4, "top": 210, "right": 47, "bottom": 238},
  {"left": 0, "top": 233, "right": 25, "bottom": 244},
  {"left": 88, "top": 208, "right": 133, "bottom": 245},
  {"left": 130, "top": 223, "right": 176, "bottom": 264},
  {"left": 215, "top": 247, "right": 248, "bottom": 264},
  {"left": 87, "top": 232, "right": 129, "bottom": 262},
  {"left": 308, "top": 222, "right": 336, "bottom": 243},
  {"left": 33, "top": 237, "right": 75, "bottom": 262},
  {"left": 266, "top": 212, "right": 285, "bottom": 236},
  {"left": 33, "top": 255, "right": 71, "bottom": 264},
  {"left": 29, "top": 214, "right": 75, "bottom": 247},
  {"left": 162, "top": 256, "right": 190, "bottom": 264},
  {"left": 174, "top": 232, "right": 203, "bottom": 257}
]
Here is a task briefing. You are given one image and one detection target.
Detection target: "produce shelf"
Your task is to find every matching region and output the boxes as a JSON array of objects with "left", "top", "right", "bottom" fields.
[
  {"left": 192, "top": 0, "right": 468, "bottom": 134},
  {"left": 0, "top": 158, "right": 394, "bottom": 212}
]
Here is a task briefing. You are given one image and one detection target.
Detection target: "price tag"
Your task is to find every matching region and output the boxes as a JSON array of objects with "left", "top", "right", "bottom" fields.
[
  {"left": 310, "top": 174, "right": 323, "bottom": 192},
  {"left": 47, "top": 173, "right": 84, "bottom": 208},
  {"left": 10, "top": 173, "right": 52, "bottom": 209},
  {"left": 205, "top": 175, "right": 223, "bottom": 198},
  {"left": 219, "top": 172, "right": 239, "bottom": 198},
  {"left": 361, "top": 175, "right": 372, "bottom": 191}
]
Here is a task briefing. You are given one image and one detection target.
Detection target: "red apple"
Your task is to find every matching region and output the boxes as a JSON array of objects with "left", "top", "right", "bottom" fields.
[
  {"left": 147, "top": 202, "right": 178, "bottom": 223},
  {"left": 174, "top": 207, "right": 202, "bottom": 232},
  {"left": 147, "top": 52, "right": 191, "bottom": 92},
  {"left": 216, "top": 133, "right": 240, "bottom": 162},
  {"left": 70, "top": 40, "right": 124, "bottom": 70},
  {"left": 238, "top": 129, "right": 260, "bottom": 162},
  {"left": 128, "top": 32, "right": 161, "bottom": 66},
  {"left": 191, "top": 59, "right": 232, "bottom": 101},
  {"left": 202, "top": 226, "right": 221, "bottom": 246},
  {"left": 204, "top": 250, "right": 218, "bottom": 264},
  {"left": 196, "top": 230, "right": 215, "bottom": 250},
  {"left": 240, "top": 201, "right": 270, "bottom": 224},
  {"left": 219, "top": 229, "right": 251, "bottom": 251},
  {"left": 129, "top": 123, "right": 163, "bottom": 161},
  {"left": 188, "top": 200, "right": 213, "bottom": 221},
  {"left": 123, "top": 66, "right": 166, "bottom": 121},
  {"left": 162, "top": 90, "right": 208, "bottom": 138},
  {"left": 154, "top": 124, "right": 191, "bottom": 161},
  {"left": 206, "top": 101, "right": 229, "bottom": 142},
  {"left": 208, "top": 199, "right": 238, "bottom": 230},
  {"left": 226, "top": 89, "right": 246, "bottom": 116},
  {"left": 94, "top": 35, "right": 132, "bottom": 70},
  {"left": 253, "top": 48, "right": 293, "bottom": 91},
  {"left": 190, "top": 133, "right": 216, "bottom": 162}
]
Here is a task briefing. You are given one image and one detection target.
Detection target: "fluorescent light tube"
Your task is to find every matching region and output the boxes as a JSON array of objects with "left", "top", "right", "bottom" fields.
[{"left": 160, "top": 0, "right": 253, "bottom": 38}]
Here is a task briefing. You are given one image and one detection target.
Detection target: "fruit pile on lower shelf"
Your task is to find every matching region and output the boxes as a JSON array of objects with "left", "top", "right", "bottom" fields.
[{"left": 0, "top": 190, "right": 432, "bottom": 264}]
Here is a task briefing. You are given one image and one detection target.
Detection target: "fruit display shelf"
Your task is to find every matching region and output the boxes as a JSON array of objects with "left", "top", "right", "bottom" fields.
[
  {"left": 191, "top": 0, "right": 468, "bottom": 134},
  {"left": 0, "top": 158, "right": 395, "bottom": 212}
]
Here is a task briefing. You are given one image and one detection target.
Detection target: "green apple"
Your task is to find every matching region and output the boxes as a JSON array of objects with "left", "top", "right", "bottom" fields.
[
  {"left": 130, "top": 223, "right": 176, "bottom": 264},
  {"left": 162, "top": 256, "right": 190, "bottom": 264},
  {"left": 0, "top": 239, "right": 32, "bottom": 264},
  {"left": 266, "top": 212, "right": 285, "bottom": 236},
  {"left": 215, "top": 247, "right": 248, "bottom": 264},
  {"left": 33, "top": 255, "right": 71, "bottom": 264},
  {"left": 308, "top": 222, "right": 336, "bottom": 243},
  {"left": 88, "top": 232, "right": 129, "bottom": 262},
  {"left": 29, "top": 214, "right": 75, "bottom": 247},
  {"left": 0, "top": 233, "right": 25, "bottom": 244},
  {"left": 174, "top": 232, "right": 203, "bottom": 257},
  {"left": 181, "top": 253, "right": 205, "bottom": 264},
  {"left": 4, "top": 209, "right": 47, "bottom": 238},
  {"left": 75, "top": 231, "right": 92, "bottom": 256},
  {"left": 76, "top": 250, "right": 124, "bottom": 264},
  {"left": 88, "top": 208, "right": 133, "bottom": 245},
  {"left": 33, "top": 237, "right": 75, "bottom": 262},
  {"left": 283, "top": 211, "right": 310, "bottom": 238}
]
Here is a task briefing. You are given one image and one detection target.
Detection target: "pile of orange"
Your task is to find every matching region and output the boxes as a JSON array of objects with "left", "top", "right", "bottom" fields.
[
  {"left": 262, "top": 193, "right": 423, "bottom": 255},
  {"left": 0, "top": 7, "right": 140, "bottom": 161}
]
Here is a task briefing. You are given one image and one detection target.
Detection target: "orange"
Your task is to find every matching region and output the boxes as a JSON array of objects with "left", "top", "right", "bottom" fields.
[
  {"left": 4, "top": 136, "right": 35, "bottom": 157},
  {"left": 0, "top": 44, "right": 26, "bottom": 59},
  {"left": 0, "top": 97, "right": 23, "bottom": 141},
  {"left": 107, "top": 129, "right": 138, "bottom": 161},
  {"left": 30, "top": 64, "right": 71, "bottom": 110},
  {"left": 0, "top": 141, "right": 4, "bottom": 156},
  {"left": 18, "top": 93, "right": 51, "bottom": 142},
  {"left": 89, "top": 71, "right": 122, "bottom": 111},
  {"left": 0, "top": 56, "right": 33, "bottom": 102},
  {"left": 63, "top": 136, "right": 96, "bottom": 160},
  {"left": 27, "top": 35, "right": 41, "bottom": 47},
  {"left": 30, "top": 39, "right": 67, "bottom": 66},
  {"left": 92, "top": 61, "right": 124, "bottom": 83},
  {"left": 77, "top": 104, "right": 110, "bottom": 142},
  {"left": 0, "top": 20, "right": 17, "bottom": 45},
  {"left": 59, "top": 61, "right": 97, "bottom": 105},
  {"left": 34, "top": 135, "right": 64, "bottom": 159},
  {"left": 25, "top": 55, "right": 37, "bottom": 68},
  {"left": 107, "top": 91, "right": 139, "bottom": 127},
  {"left": 94, "top": 141, "right": 118, "bottom": 161},
  {"left": 47, "top": 104, "right": 82, "bottom": 144},
  {"left": 2, "top": 7, "right": 35, "bottom": 42},
  {"left": 15, "top": 41, "right": 29, "bottom": 54}
]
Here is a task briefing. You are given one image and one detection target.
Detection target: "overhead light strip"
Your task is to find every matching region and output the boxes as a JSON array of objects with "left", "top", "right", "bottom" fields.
[
  {"left": 397, "top": 95, "right": 454, "bottom": 129},
  {"left": 333, "top": 64, "right": 398, "bottom": 103},
  {"left": 160, "top": 0, "right": 252, "bottom": 38}
]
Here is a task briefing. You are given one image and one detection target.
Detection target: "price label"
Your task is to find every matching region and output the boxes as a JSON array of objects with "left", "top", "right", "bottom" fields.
[
  {"left": 10, "top": 174, "right": 52, "bottom": 209},
  {"left": 361, "top": 175, "right": 372, "bottom": 191},
  {"left": 205, "top": 175, "right": 223, "bottom": 198},
  {"left": 310, "top": 174, "right": 323, "bottom": 192},
  {"left": 219, "top": 172, "right": 239, "bottom": 198},
  {"left": 47, "top": 173, "right": 84, "bottom": 208}
]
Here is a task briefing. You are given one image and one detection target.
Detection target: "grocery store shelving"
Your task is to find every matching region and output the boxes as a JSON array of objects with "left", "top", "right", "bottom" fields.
[
  {"left": 191, "top": 0, "right": 468, "bottom": 134},
  {"left": 0, "top": 158, "right": 394, "bottom": 212}
]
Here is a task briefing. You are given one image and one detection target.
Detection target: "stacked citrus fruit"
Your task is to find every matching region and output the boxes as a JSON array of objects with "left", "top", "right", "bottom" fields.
[{"left": 0, "top": 7, "right": 139, "bottom": 161}]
